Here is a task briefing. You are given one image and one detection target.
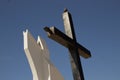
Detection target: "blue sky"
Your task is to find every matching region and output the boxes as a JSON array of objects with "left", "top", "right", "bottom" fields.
[{"left": 0, "top": 0, "right": 120, "bottom": 80}]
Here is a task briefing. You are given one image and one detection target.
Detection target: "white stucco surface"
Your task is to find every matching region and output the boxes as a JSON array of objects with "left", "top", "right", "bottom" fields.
[{"left": 23, "top": 30, "right": 64, "bottom": 80}]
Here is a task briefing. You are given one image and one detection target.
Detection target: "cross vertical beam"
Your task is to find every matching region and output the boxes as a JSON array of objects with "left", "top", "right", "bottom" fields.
[
  {"left": 44, "top": 9, "right": 91, "bottom": 80},
  {"left": 63, "top": 9, "right": 84, "bottom": 80}
]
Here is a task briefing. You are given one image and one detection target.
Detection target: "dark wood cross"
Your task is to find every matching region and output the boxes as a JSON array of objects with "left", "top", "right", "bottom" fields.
[{"left": 44, "top": 9, "right": 91, "bottom": 80}]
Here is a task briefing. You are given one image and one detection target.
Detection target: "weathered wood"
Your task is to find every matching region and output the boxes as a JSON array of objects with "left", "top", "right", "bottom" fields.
[
  {"left": 44, "top": 27, "right": 91, "bottom": 58},
  {"left": 63, "top": 9, "right": 84, "bottom": 80},
  {"left": 44, "top": 9, "right": 91, "bottom": 80}
]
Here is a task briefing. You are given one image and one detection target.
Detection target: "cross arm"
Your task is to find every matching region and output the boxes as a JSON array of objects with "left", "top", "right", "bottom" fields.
[{"left": 44, "top": 27, "right": 91, "bottom": 58}]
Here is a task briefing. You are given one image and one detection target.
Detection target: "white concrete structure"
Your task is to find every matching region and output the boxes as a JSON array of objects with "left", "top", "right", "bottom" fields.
[{"left": 23, "top": 30, "right": 64, "bottom": 80}]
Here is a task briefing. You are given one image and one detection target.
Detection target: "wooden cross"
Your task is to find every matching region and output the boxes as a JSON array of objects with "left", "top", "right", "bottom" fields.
[{"left": 44, "top": 9, "right": 91, "bottom": 80}]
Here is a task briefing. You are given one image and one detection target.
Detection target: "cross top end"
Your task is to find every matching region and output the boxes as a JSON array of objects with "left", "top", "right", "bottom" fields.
[{"left": 64, "top": 8, "right": 68, "bottom": 12}]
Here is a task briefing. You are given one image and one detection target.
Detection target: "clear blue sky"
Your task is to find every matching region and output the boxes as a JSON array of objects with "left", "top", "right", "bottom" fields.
[{"left": 0, "top": 0, "right": 120, "bottom": 80}]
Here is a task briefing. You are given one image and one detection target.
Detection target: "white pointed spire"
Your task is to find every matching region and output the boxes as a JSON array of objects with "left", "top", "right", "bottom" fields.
[
  {"left": 23, "top": 30, "right": 64, "bottom": 80},
  {"left": 37, "top": 36, "right": 44, "bottom": 50}
]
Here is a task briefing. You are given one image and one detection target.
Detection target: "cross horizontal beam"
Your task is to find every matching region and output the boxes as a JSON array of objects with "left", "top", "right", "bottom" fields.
[{"left": 44, "top": 27, "right": 91, "bottom": 58}]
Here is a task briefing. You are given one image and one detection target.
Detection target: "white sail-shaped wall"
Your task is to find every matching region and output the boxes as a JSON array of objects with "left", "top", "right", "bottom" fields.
[{"left": 23, "top": 30, "right": 64, "bottom": 80}]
